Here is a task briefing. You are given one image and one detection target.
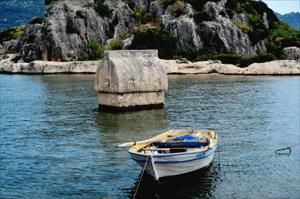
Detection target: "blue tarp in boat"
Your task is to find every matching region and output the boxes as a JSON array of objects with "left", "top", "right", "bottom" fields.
[
  {"left": 173, "top": 135, "right": 198, "bottom": 141},
  {"left": 153, "top": 141, "right": 208, "bottom": 148}
]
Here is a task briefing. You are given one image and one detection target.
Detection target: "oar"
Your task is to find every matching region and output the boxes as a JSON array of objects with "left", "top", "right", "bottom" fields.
[{"left": 118, "top": 137, "right": 165, "bottom": 147}]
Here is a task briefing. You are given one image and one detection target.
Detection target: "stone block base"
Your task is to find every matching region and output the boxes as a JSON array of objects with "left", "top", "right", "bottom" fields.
[
  {"left": 98, "top": 104, "right": 164, "bottom": 112},
  {"left": 98, "top": 91, "right": 165, "bottom": 112}
]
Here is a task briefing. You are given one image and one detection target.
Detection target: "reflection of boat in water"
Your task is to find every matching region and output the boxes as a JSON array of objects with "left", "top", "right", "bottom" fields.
[
  {"left": 119, "top": 130, "right": 218, "bottom": 181},
  {"left": 130, "top": 165, "right": 218, "bottom": 199}
]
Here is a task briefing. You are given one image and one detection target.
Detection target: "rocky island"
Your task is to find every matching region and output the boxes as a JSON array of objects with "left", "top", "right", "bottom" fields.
[{"left": 0, "top": 0, "right": 300, "bottom": 74}]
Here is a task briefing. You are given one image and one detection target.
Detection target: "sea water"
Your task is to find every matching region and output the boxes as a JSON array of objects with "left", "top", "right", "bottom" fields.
[{"left": 0, "top": 74, "right": 299, "bottom": 198}]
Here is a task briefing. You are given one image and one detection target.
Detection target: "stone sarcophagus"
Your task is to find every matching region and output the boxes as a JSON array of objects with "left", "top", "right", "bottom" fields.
[{"left": 94, "top": 50, "right": 168, "bottom": 112}]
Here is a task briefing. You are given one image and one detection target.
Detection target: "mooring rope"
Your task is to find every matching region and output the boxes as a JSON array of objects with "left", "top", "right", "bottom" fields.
[
  {"left": 133, "top": 155, "right": 150, "bottom": 199},
  {"left": 275, "top": 142, "right": 300, "bottom": 154},
  {"left": 218, "top": 142, "right": 300, "bottom": 168}
]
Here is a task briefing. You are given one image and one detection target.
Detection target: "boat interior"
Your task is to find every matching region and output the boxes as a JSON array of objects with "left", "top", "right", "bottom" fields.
[{"left": 134, "top": 130, "right": 217, "bottom": 155}]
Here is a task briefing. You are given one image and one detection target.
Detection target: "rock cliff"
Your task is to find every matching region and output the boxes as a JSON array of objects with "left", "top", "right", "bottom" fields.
[
  {"left": 15, "top": 0, "right": 135, "bottom": 62},
  {"left": 1, "top": 0, "right": 299, "bottom": 62}
]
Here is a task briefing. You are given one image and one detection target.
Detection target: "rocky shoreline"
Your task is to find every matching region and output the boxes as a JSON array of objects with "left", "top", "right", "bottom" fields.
[
  {"left": 1, "top": 54, "right": 299, "bottom": 75},
  {"left": 161, "top": 59, "right": 300, "bottom": 75},
  {"left": 0, "top": 54, "right": 98, "bottom": 74}
]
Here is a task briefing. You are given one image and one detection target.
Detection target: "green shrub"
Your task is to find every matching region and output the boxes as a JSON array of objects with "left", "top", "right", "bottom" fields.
[
  {"left": 177, "top": 49, "right": 199, "bottom": 61},
  {"left": 194, "top": 11, "right": 216, "bottom": 23},
  {"left": 129, "top": 28, "right": 178, "bottom": 59},
  {"left": 267, "top": 22, "right": 300, "bottom": 58},
  {"left": 195, "top": 53, "right": 244, "bottom": 65},
  {"left": 134, "top": 7, "right": 147, "bottom": 24},
  {"left": 94, "top": 0, "right": 112, "bottom": 17},
  {"left": 246, "top": 13, "right": 268, "bottom": 44},
  {"left": 187, "top": 0, "right": 210, "bottom": 11},
  {"left": 233, "top": 21, "right": 251, "bottom": 33},
  {"left": 196, "top": 52, "right": 276, "bottom": 67},
  {"left": 87, "top": 39, "right": 104, "bottom": 60},
  {"left": 45, "top": 0, "right": 59, "bottom": 5},
  {"left": 239, "top": 53, "right": 275, "bottom": 67},
  {"left": 159, "top": 0, "right": 176, "bottom": 7},
  {"left": 235, "top": 0, "right": 280, "bottom": 44},
  {"left": 0, "top": 27, "right": 24, "bottom": 43},
  {"left": 78, "top": 53, "right": 89, "bottom": 61},
  {"left": 269, "top": 23, "right": 300, "bottom": 43},
  {"left": 246, "top": 0, "right": 278, "bottom": 29},
  {"left": 171, "top": 0, "right": 186, "bottom": 17},
  {"left": 213, "top": 0, "right": 279, "bottom": 30},
  {"left": 108, "top": 39, "right": 123, "bottom": 50},
  {"left": 225, "top": 0, "right": 241, "bottom": 10},
  {"left": 213, "top": 53, "right": 244, "bottom": 65},
  {"left": 280, "top": 38, "right": 300, "bottom": 48}
]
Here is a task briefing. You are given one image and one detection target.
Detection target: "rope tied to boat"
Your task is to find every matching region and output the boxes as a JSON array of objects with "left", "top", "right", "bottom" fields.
[
  {"left": 133, "top": 155, "right": 150, "bottom": 199},
  {"left": 275, "top": 142, "right": 300, "bottom": 155}
]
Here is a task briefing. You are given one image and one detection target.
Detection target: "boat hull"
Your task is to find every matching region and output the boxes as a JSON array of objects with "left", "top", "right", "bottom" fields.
[{"left": 130, "top": 147, "right": 216, "bottom": 180}]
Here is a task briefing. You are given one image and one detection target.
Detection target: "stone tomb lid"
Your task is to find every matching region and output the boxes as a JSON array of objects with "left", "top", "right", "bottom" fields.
[{"left": 94, "top": 50, "right": 168, "bottom": 93}]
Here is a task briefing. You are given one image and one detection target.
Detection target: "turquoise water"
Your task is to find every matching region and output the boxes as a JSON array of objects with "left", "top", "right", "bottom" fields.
[{"left": 0, "top": 74, "right": 299, "bottom": 198}]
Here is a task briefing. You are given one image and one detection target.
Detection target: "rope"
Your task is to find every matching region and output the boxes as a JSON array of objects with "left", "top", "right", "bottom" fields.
[
  {"left": 133, "top": 155, "right": 150, "bottom": 199},
  {"left": 275, "top": 142, "right": 300, "bottom": 155}
]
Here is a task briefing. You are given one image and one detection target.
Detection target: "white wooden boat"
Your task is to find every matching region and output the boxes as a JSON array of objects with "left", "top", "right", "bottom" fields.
[{"left": 119, "top": 130, "right": 218, "bottom": 181}]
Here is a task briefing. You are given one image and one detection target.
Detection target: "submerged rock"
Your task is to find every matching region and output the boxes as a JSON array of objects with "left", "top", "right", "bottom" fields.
[{"left": 94, "top": 50, "right": 168, "bottom": 111}]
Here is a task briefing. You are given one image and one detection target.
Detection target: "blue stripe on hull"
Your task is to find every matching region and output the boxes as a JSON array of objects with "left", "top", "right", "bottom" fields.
[
  {"left": 128, "top": 144, "right": 217, "bottom": 158},
  {"left": 154, "top": 151, "right": 214, "bottom": 164},
  {"left": 130, "top": 148, "right": 215, "bottom": 164}
]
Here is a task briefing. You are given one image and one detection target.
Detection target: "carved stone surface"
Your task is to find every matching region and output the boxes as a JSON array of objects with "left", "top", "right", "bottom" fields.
[{"left": 94, "top": 50, "right": 168, "bottom": 111}]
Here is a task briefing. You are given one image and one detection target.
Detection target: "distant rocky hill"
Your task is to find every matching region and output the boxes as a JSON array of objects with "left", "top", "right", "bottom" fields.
[
  {"left": 276, "top": 12, "right": 300, "bottom": 30},
  {"left": 0, "top": 0, "right": 44, "bottom": 31},
  {"left": 1, "top": 0, "right": 299, "bottom": 65}
]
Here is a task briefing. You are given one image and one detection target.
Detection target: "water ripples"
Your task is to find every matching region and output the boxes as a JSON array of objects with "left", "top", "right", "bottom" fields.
[{"left": 0, "top": 74, "right": 299, "bottom": 199}]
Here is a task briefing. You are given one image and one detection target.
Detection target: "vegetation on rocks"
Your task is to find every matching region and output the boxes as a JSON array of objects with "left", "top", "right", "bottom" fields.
[
  {"left": 0, "top": 26, "right": 24, "bottom": 43},
  {"left": 133, "top": 7, "right": 148, "bottom": 24},
  {"left": 1, "top": 0, "right": 299, "bottom": 66},
  {"left": 194, "top": 11, "right": 216, "bottom": 23},
  {"left": 108, "top": 39, "right": 123, "bottom": 50},
  {"left": 94, "top": 0, "right": 112, "bottom": 17},
  {"left": 171, "top": 1, "right": 187, "bottom": 17},
  {"left": 86, "top": 39, "right": 105, "bottom": 60},
  {"left": 233, "top": 22, "right": 251, "bottom": 33},
  {"left": 267, "top": 23, "right": 300, "bottom": 58},
  {"left": 159, "top": 0, "right": 177, "bottom": 7},
  {"left": 45, "top": 0, "right": 59, "bottom": 5},
  {"left": 196, "top": 52, "right": 276, "bottom": 67},
  {"left": 239, "top": 53, "right": 276, "bottom": 67},
  {"left": 129, "top": 28, "right": 178, "bottom": 59},
  {"left": 196, "top": 0, "right": 299, "bottom": 61}
]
